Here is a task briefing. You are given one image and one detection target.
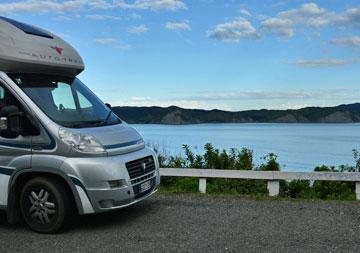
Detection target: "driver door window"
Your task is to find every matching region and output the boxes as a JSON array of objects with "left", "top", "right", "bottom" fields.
[
  {"left": 0, "top": 84, "right": 21, "bottom": 111},
  {"left": 0, "top": 83, "right": 39, "bottom": 139},
  {"left": 0, "top": 86, "right": 5, "bottom": 99}
]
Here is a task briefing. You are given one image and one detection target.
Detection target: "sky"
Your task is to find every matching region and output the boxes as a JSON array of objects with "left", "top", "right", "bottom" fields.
[{"left": 0, "top": 0, "right": 359, "bottom": 111}]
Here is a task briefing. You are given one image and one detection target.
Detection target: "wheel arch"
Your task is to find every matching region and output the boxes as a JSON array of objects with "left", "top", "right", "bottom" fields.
[{"left": 6, "top": 169, "right": 84, "bottom": 224}]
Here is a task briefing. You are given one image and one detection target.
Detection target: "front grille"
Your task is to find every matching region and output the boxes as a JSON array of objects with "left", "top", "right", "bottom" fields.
[
  {"left": 131, "top": 173, "right": 154, "bottom": 185},
  {"left": 126, "top": 156, "right": 155, "bottom": 179}
]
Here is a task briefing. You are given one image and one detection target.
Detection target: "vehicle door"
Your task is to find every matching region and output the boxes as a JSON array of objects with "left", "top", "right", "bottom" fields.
[{"left": 0, "top": 80, "right": 36, "bottom": 206}]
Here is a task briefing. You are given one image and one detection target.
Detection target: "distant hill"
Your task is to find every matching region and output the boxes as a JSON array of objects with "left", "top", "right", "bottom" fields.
[{"left": 112, "top": 103, "right": 360, "bottom": 124}]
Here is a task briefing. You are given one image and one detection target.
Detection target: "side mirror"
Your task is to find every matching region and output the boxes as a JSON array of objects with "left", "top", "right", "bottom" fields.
[
  {"left": 0, "top": 106, "right": 22, "bottom": 139},
  {"left": 105, "top": 103, "right": 112, "bottom": 110}
]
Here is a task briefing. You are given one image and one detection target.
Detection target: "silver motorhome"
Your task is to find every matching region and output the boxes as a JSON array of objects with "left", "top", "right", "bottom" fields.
[{"left": 0, "top": 17, "right": 160, "bottom": 233}]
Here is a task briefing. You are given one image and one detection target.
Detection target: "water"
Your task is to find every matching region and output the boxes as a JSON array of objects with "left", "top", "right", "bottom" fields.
[{"left": 131, "top": 123, "right": 360, "bottom": 172}]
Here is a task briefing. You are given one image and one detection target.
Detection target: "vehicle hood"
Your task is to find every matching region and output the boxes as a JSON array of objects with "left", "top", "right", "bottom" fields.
[{"left": 73, "top": 123, "right": 144, "bottom": 154}]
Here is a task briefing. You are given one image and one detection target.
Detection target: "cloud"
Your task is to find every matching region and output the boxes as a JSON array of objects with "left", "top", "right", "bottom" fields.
[
  {"left": 131, "top": 0, "right": 186, "bottom": 11},
  {"left": 336, "top": 7, "right": 360, "bottom": 27},
  {"left": 127, "top": 24, "right": 148, "bottom": 34},
  {"left": 331, "top": 36, "right": 360, "bottom": 48},
  {"left": 110, "top": 96, "right": 207, "bottom": 110},
  {"left": 189, "top": 89, "right": 360, "bottom": 101},
  {"left": 93, "top": 37, "right": 131, "bottom": 49},
  {"left": 266, "top": 103, "right": 313, "bottom": 110},
  {"left": 139, "top": 89, "right": 360, "bottom": 102},
  {"left": 128, "top": 13, "right": 141, "bottom": 19},
  {"left": 164, "top": 21, "right": 191, "bottom": 31},
  {"left": 93, "top": 38, "right": 118, "bottom": 45},
  {"left": 85, "top": 14, "right": 121, "bottom": 20},
  {"left": 109, "top": 88, "right": 360, "bottom": 110},
  {"left": 260, "top": 17, "right": 294, "bottom": 38},
  {"left": 239, "top": 8, "right": 251, "bottom": 17},
  {"left": 207, "top": 17, "right": 260, "bottom": 42},
  {"left": 259, "top": 3, "right": 360, "bottom": 38},
  {"left": 0, "top": 0, "right": 85, "bottom": 14},
  {"left": 87, "top": 0, "right": 116, "bottom": 9},
  {"left": 278, "top": 3, "right": 326, "bottom": 23},
  {"left": 208, "top": 3, "right": 360, "bottom": 42},
  {"left": 259, "top": 3, "right": 325, "bottom": 38},
  {"left": 54, "top": 15, "right": 72, "bottom": 21},
  {"left": 287, "top": 58, "right": 360, "bottom": 67},
  {"left": 0, "top": 0, "right": 187, "bottom": 14}
]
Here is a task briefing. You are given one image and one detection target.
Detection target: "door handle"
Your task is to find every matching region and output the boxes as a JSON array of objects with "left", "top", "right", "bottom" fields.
[{"left": 32, "top": 145, "right": 43, "bottom": 151}]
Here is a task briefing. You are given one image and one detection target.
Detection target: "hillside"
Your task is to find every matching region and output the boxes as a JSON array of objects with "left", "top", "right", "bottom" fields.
[{"left": 112, "top": 103, "right": 360, "bottom": 124}]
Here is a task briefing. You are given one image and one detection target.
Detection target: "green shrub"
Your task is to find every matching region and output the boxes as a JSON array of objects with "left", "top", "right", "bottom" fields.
[
  {"left": 238, "top": 148, "right": 253, "bottom": 170},
  {"left": 311, "top": 165, "right": 355, "bottom": 200},
  {"left": 156, "top": 143, "right": 358, "bottom": 200},
  {"left": 159, "top": 143, "right": 257, "bottom": 171},
  {"left": 282, "top": 180, "right": 315, "bottom": 199},
  {"left": 160, "top": 177, "right": 198, "bottom": 193},
  {"left": 353, "top": 149, "right": 360, "bottom": 172},
  {"left": 206, "top": 178, "right": 267, "bottom": 195},
  {"left": 258, "top": 153, "right": 280, "bottom": 171}
]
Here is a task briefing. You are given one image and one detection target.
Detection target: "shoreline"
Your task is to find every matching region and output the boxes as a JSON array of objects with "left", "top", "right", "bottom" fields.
[{"left": 129, "top": 122, "right": 360, "bottom": 126}]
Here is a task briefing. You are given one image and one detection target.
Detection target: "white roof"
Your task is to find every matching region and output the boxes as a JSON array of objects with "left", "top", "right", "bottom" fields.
[{"left": 0, "top": 17, "right": 84, "bottom": 77}]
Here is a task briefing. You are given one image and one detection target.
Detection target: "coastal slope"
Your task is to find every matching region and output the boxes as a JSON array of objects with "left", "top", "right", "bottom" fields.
[{"left": 112, "top": 103, "right": 360, "bottom": 124}]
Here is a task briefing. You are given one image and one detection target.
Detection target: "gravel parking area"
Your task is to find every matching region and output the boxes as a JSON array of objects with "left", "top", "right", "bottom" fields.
[{"left": 1, "top": 193, "right": 360, "bottom": 253}]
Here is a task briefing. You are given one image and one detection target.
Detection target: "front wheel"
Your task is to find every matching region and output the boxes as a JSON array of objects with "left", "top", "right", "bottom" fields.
[{"left": 20, "top": 177, "right": 70, "bottom": 233}]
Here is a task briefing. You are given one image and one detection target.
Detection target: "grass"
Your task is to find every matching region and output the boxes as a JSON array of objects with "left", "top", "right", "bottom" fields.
[{"left": 156, "top": 190, "right": 358, "bottom": 203}]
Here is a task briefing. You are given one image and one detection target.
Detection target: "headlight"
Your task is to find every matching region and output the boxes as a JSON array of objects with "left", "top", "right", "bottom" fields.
[{"left": 59, "top": 128, "right": 106, "bottom": 153}]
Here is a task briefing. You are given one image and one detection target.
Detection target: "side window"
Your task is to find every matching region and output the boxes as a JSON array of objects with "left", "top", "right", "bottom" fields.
[
  {"left": 52, "top": 82, "right": 76, "bottom": 110},
  {"left": 0, "top": 83, "right": 40, "bottom": 137},
  {"left": 0, "top": 86, "right": 4, "bottom": 99},
  {"left": 0, "top": 83, "right": 21, "bottom": 110},
  {"left": 77, "top": 91, "right": 92, "bottom": 109}
]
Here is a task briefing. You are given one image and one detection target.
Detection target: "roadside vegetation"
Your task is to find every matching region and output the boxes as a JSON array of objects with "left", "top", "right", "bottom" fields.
[{"left": 156, "top": 143, "right": 360, "bottom": 200}]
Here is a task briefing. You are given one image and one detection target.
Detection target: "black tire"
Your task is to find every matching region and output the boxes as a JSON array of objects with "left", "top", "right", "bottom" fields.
[{"left": 20, "top": 177, "right": 71, "bottom": 233}]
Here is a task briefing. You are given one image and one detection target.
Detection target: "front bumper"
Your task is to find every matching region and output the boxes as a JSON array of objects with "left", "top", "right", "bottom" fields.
[{"left": 60, "top": 147, "right": 160, "bottom": 213}]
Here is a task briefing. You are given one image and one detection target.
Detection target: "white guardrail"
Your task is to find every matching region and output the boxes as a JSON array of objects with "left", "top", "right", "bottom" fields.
[{"left": 160, "top": 168, "right": 360, "bottom": 200}]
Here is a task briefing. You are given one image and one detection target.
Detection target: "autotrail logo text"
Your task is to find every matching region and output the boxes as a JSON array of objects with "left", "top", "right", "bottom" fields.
[{"left": 18, "top": 50, "right": 83, "bottom": 65}]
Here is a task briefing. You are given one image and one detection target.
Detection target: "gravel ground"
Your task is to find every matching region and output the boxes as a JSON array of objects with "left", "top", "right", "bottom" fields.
[{"left": 1, "top": 193, "right": 360, "bottom": 253}]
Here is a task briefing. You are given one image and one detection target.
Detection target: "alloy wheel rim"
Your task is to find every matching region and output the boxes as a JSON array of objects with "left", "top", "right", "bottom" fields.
[{"left": 28, "top": 189, "right": 56, "bottom": 224}]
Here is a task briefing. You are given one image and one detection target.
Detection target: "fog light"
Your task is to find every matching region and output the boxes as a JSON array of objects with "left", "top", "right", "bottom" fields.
[
  {"left": 99, "top": 199, "right": 115, "bottom": 208},
  {"left": 108, "top": 179, "right": 126, "bottom": 188}
]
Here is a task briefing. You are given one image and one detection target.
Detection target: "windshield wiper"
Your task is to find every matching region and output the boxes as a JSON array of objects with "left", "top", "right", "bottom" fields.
[
  {"left": 62, "top": 111, "right": 116, "bottom": 128},
  {"left": 92, "top": 111, "right": 112, "bottom": 127},
  {"left": 64, "top": 121, "right": 94, "bottom": 128}
]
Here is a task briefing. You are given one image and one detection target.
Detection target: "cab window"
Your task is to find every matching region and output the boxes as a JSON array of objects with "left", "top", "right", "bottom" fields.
[
  {"left": 52, "top": 82, "right": 76, "bottom": 110},
  {"left": 0, "top": 86, "right": 5, "bottom": 99},
  {"left": 0, "top": 82, "right": 40, "bottom": 137},
  {"left": 10, "top": 74, "right": 121, "bottom": 128},
  {"left": 0, "top": 83, "right": 22, "bottom": 111}
]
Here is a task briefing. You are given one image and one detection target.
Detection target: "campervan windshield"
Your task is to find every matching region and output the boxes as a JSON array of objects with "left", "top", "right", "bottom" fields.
[{"left": 9, "top": 74, "right": 121, "bottom": 128}]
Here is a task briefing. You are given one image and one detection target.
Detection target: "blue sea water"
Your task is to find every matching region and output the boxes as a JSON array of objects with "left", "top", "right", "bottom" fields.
[{"left": 132, "top": 123, "right": 360, "bottom": 172}]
